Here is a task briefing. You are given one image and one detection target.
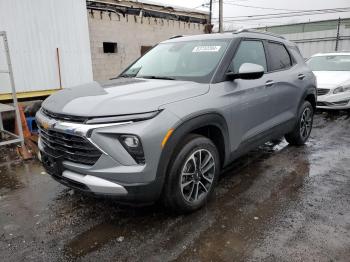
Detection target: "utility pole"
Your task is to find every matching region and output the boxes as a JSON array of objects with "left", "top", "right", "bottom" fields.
[
  {"left": 335, "top": 17, "right": 341, "bottom": 51},
  {"left": 209, "top": 0, "right": 213, "bottom": 26},
  {"left": 219, "top": 0, "right": 223, "bottom": 33}
]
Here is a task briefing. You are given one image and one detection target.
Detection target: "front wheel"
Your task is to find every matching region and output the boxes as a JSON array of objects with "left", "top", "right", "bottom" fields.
[
  {"left": 285, "top": 101, "right": 314, "bottom": 146},
  {"left": 163, "top": 134, "right": 220, "bottom": 213}
]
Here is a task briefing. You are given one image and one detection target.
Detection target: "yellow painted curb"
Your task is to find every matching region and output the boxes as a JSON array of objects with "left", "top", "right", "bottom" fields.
[{"left": 0, "top": 89, "right": 60, "bottom": 101}]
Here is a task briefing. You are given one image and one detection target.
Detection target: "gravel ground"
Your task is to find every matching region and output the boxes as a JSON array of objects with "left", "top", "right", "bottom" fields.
[{"left": 0, "top": 111, "right": 349, "bottom": 262}]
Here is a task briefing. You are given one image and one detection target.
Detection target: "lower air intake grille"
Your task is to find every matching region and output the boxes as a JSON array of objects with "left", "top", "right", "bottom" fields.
[{"left": 39, "top": 126, "right": 102, "bottom": 165}]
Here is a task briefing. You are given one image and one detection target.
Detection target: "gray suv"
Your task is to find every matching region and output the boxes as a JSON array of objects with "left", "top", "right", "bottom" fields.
[{"left": 36, "top": 30, "right": 316, "bottom": 213}]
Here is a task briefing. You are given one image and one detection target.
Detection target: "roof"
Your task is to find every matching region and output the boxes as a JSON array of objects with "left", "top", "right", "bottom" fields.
[
  {"left": 88, "top": 0, "right": 208, "bottom": 17},
  {"left": 87, "top": 0, "right": 208, "bottom": 24},
  {"left": 133, "top": 0, "right": 209, "bottom": 15}
]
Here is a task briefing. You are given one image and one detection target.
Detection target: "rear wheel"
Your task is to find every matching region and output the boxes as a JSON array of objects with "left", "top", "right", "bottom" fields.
[
  {"left": 163, "top": 134, "right": 220, "bottom": 213},
  {"left": 285, "top": 101, "right": 314, "bottom": 146}
]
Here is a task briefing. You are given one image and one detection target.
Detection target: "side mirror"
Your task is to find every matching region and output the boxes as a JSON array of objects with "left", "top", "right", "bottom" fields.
[{"left": 226, "top": 63, "right": 265, "bottom": 80}]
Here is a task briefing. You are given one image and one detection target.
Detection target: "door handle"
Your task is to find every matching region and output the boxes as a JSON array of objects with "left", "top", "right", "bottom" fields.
[
  {"left": 265, "top": 80, "right": 275, "bottom": 87},
  {"left": 298, "top": 74, "right": 305, "bottom": 80}
]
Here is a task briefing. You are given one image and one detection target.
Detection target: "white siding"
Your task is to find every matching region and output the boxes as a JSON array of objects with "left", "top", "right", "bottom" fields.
[
  {"left": 264, "top": 19, "right": 350, "bottom": 58},
  {"left": 0, "top": 0, "right": 93, "bottom": 94},
  {"left": 288, "top": 29, "right": 337, "bottom": 58}
]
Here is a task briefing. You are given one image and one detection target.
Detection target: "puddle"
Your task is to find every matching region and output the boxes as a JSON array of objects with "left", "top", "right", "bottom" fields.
[{"left": 0, "top": 113, "right": 349, "bottom": 261}]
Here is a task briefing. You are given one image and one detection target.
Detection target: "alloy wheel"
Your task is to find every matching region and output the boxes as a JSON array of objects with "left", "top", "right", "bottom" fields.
[
  {"left": 180, "top": 149, "right": 215, "bottom": 204},
  {"left": 300, "top": 107, "right": 313, "bottom": 140}
]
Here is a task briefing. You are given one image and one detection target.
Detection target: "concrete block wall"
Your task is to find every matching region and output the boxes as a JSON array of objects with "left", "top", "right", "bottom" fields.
[{"left": 88, "top": 11, "right": 206, "bottom": 81}]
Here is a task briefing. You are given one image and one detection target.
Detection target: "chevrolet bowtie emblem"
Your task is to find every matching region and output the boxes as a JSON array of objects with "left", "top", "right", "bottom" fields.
[
  {"left": 41, "top": 120, "right": 50, "bottom": 130},
  {"left": 37, "top": 116, "right": 54, "bottom": 130}
]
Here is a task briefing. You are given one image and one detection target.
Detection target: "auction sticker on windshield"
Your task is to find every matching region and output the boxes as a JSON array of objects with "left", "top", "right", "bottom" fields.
[{"left": 192, "top": 46, "right": 221, "bottom": 52}]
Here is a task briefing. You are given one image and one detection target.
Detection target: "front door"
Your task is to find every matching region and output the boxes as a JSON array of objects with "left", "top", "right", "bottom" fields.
[{"left": 227, "top": 39, "right": 276, "bottom": 151}]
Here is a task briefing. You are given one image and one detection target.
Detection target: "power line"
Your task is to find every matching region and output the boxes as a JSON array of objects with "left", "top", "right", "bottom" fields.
[
  {"left": 222, "top": 12, "right": 350, "bottom": 22},
  {"left": 222, "top": 2, "right": 304, "bottom": 12},
  {"left": 221, "top": 13, "right": 350, "bottom": 22},
  {"left": 211, "top": 7, "right": 350, "bottom": 20},
  {"left": 208, "top": 1, "right": 350, "bottom": 28},
  {"left": 211, "top": 7, "right": 350, "bottom": 22},
  {"left": 193, "top": 1, "right": 210, "bottom": 9}
]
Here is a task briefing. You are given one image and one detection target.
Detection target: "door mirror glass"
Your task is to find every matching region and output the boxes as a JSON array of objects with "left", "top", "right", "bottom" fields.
[{"left": 227, "top": 63, "right": 265, "bottom": 80}]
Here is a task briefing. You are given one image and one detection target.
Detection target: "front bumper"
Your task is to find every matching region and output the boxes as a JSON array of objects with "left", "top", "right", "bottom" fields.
[
  {"left": 36, "top": 109, "right": 180, "bottom": 202},
  {"left": 317, "top": 92, "right": 350, "bottom": 109},
  {"left": 62, "top": 170, "right": 128, "bottom": 195}
]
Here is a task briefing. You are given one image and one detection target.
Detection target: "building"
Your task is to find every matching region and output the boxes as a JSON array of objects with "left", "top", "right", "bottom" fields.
[
  {"left": 87, "top": 0, "right": 209, "bottom": 80},
  {"left": 0, "top": 0, "right": 93, "bottom": 100},
  {"left": 261, "top": 18, "right": 350, "bottom": 58},
  {"left": 0, "top": 0, "right": 209, "bottom": 100}
]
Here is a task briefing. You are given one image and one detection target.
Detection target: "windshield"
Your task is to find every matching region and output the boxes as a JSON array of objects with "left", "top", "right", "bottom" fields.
[
  {"left": 307, "top": 55, "right": 350, "bottom": 71},
  {"left": 121, "top": 39, "right": 231, "bottom": 82}
]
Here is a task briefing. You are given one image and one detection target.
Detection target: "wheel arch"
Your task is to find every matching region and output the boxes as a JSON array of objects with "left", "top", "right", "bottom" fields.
[
  {"left": 301, "top": 85, "right": 317, "bottom": 110},
  {"left": 155, "top": 112, "right": 230, "bottom": 196}
]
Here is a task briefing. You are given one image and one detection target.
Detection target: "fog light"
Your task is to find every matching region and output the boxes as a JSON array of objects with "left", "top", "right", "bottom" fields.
[
  {"left": 122, "top": 135, "right": 140, "bottom": 148},
  {"left": 119, "top": 135, "right": 145, "bottom": 164}
]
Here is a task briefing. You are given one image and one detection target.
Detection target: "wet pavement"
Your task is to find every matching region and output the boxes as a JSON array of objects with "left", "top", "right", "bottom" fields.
[{"left": 0, "top": 111, "right": 349, "bottom": 262}]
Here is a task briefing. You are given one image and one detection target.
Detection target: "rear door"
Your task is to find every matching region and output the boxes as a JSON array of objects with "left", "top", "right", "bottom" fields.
[{"left": 264, "top": 41, "right": 302, "bottom": 127}]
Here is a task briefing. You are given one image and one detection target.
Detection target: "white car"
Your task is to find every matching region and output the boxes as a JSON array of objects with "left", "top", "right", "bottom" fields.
[{"left": 307, "top": 52, "right": 350, "bottom": 109}]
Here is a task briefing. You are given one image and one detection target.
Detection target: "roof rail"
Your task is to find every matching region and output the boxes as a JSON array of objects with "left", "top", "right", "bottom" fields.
[
  {"left": 232, "top": 29, "right": 286, "bottom": 40},
  {"left": 169, "top": 35, "right": 184, "bottom": 39}
]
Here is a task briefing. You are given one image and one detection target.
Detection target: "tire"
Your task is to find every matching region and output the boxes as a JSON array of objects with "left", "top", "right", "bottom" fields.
[
  {"left": 285, "top": 101, "right": 314, "bottom": 146},
  {"left": 163, "top": 134, "right": 220, "bottom": 213}
]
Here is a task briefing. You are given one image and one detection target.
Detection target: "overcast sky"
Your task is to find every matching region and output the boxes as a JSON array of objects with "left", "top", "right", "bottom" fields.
[{"left": 148, "top": 0, "right": 350, "bottom": 30}]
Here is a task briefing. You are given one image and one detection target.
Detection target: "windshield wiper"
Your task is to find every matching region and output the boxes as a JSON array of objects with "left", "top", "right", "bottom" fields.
[
  {"left": 109, "top": 74, "right": 135, "bottom": 80},
  {"left": 115, "top": 66, "right": 142, "bottom": 79},
  {"left": 119, "top": 74, "right": 136, "bottom": 78},
  {"left": 138, "top": 75, "right": 176, "bottom": 80}
]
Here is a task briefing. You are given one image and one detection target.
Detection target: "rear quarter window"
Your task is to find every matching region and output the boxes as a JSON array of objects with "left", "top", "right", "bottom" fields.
[
  {"left": 267, "top": 42, "right": 292, "bottom": 71},
  {"left": 288, "top": 45, "right": 304, "bottom": 63}
]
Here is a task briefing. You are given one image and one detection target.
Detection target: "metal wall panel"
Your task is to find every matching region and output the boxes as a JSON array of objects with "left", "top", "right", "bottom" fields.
[
  {"left": 0, "top": 0, "right": 93, "bottom": 94},
  {"left": 264, "top": 19, "right": 350, "bottom": 58}
]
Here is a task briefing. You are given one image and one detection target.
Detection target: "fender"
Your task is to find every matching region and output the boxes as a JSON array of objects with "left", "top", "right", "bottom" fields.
[
  {"left": 153, "top": 112, "right": 231, "bottom": 198},
  {"left": 299, "top": 84, "right": 317, "bottom": 110}
]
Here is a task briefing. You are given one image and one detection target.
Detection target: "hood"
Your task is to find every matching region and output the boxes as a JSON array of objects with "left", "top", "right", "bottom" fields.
[
  {"left": 313, "top": 71, "right": 350, "bottom": 89},
  {"left": 42, "top": 78, "right": 209, "bottom": 117}
]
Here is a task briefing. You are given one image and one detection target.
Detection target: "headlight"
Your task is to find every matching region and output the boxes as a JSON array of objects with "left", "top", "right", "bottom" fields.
[
  {"left": 86, "top": 110, "right": 161, "bottom": 124},
  {"left": 333, "top": 85, "right": 350, "bottom": 94},
  {"left": 119, "top": 135, "right": 145, "bottom": 164}
]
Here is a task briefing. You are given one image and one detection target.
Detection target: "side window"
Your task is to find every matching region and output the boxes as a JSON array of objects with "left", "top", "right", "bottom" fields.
[
  {"left": 231, "top": 40, "right": 267, "bottom": 73},
  {"left": 267, "top": 42, "right": 292, "bottom": 71}
]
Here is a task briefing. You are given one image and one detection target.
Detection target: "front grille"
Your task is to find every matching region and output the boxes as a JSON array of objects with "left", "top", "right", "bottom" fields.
[
  {"left": 39, "top": 126, "right": 102, "bottom": 165},
  {"left": 317, "top": 88, "right": 330, "bottom": 96},
  {"left": 42, "top": 108, "right": 88, "bottom": 123}
]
